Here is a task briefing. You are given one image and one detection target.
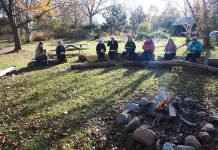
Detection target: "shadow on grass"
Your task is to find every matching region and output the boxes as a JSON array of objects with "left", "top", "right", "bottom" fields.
[
  {"left": 169, "top": 69, "right": 209, "bottom": 101},
  {"left": 0, "top": 49, "right": 17, "bottom": 55},
  {"left": 17, "top": 63, "right": 61, "bottom": 74},
  {"left": 0, "top": 68, "right": 167, "bottom": 149},
  {"left": 31, "top": 70, "right": 162, "bottom": 148}
]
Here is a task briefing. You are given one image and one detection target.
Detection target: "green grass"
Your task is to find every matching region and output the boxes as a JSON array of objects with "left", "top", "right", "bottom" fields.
[{"left": 0, "top": 37, "right": 218, "bottom": 149}]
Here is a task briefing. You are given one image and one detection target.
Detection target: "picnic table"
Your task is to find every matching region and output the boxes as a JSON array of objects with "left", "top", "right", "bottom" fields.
[{"left": 64, "top": 44, "right": 88, "bottom": 55}]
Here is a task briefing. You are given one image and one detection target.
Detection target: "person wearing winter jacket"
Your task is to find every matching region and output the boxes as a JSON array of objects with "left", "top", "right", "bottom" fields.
[
  {"left": 164, "top": 38, "right": 177, "bottom": 60},
  {"left": 107, "top": 36, "right": 118, "bottom": 61},
  {"left": 142, "top": 37, "right": 155, "bottom": 61},
  {"left": 125, "top": 36, "right": 136, "bottom": 61},
  {"left": 186, "top": 36, "right": 203, "bottom": 62},
  {"left": 96, "top": 39, "right": 106, "bottom": 62},
  {"left": 35, "top": 41, "right": 48, "bottom": 66},
  {"left": 56, "top": 40, "right": 67, "bottom": 63}
]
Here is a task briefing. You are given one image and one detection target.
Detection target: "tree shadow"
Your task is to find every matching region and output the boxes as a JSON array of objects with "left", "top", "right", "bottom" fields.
[
  {"left": 0, "top": 49, "right": 17, "bottom": 55},
  {"left": 16, "top": 63, "right": 62, "bottom": 74},
  {"left": 2, "top": 68, "right": 167, "bottom": 149}
]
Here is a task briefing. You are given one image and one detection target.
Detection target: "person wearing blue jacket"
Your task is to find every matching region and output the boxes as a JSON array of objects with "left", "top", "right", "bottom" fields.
[{"left": 186, "top": 36, "right": 203, "bottom": 62}]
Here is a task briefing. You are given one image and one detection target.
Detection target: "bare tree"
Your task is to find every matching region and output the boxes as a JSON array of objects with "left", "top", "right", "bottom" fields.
[
  {"left": 186, "top": 0, "right": 211, "bottom": 47},
  {"left": 76, "top": 0, "right": 107, "bottom": 25}
]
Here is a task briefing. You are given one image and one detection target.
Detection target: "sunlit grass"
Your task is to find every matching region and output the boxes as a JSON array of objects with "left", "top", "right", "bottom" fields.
[{"left": 0, "top": 37, "right": 218, "bottom": 149}]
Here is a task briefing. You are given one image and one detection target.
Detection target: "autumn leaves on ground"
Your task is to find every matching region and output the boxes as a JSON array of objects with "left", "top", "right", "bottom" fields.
[{"left": 0, "top": 38, "right": 218, "bottom": 149}]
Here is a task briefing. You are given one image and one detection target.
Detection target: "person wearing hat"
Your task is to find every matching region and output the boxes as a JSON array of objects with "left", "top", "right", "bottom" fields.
[
  {"left": 125, "top": 36, "right": 136, "bottom": 61},
  {"left": 35, "top": 41, "right": 48, "bottom": 66},
  {"left": 56, "top": 40, "right": 67, "bottom": 63},
  {"left": 96, "top": 39, "right": 106, "bottom": 62},
  {"left": 107, "top": 36, "right": 118, "bottom": 61},
  {"left": 186, "top": 36, "right": 203, "bottom": 62}
]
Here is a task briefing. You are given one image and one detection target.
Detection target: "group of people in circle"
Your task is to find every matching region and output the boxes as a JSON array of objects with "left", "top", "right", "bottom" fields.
[
  {"left": 96, "top": 35, "right": 203, "bottom": 62},
  {"left": 34, "top": 35, "right": 203, "bottom": 67},
  {"left": 35, "top": 40, "right": 67, "bottom": 67}
]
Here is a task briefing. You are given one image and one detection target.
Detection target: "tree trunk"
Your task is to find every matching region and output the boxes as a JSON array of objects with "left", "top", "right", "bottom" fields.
[
  {"left": 26, "top": 30, "right": 32, "bottom": 43},
  {"left": 24, "top": 23, "right": 32, "bottom": 43},
  {"left": 122, "top": 60, "right": 218, "bottom": 74},
  {"left": 89, "top": 16, "right": 93, "bottom": 33},
  {"left": 89, "top": 16, "right": 93, "bottom": 25},
  {"left": 202, "top": 0, "right": 210, "bottom": 48},
  {"left": 9, "top": 19, "right": 22, "bottom": 51}
]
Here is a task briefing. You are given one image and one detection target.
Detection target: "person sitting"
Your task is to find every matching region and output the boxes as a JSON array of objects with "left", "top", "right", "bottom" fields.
[
  {"left": 164, "top": 38, "right": 177, "bottom": 60},
  {"left": 125, "top": 36, "right": 136, "bottom": 61},
  {"left": 56, "top": 40, "right": 67, "bottom": 63},
  {"left": 142, "top": 37, "right": 155, "bottom": 61},
  {"left": 186, "top": 36, "right": 203, "bottom": 62},
  {"left": 35, "top": 41, "right": 47, "bottom": 67},
  {"left": 107, "top": 36, "right": 118, "bottom": 61},
  {"left": 96, "top": 39, "right": 106, "bottom": 62}
]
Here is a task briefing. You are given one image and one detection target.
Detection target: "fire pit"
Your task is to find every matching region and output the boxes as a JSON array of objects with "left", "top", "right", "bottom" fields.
[{"left": 111, "top": 91, "right": 218, "bottom": 149}]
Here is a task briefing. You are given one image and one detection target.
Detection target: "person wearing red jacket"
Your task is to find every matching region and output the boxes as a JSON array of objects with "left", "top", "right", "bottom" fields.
[{"left": 142, "top": 37, "right": 155, "bottom": 61}]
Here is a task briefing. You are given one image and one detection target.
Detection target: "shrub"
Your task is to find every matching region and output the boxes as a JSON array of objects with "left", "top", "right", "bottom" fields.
[
  {"left": 81, "top": 24, "right": 98, "bottom": 30},
  {"left": 148, "top": 32, "right": 169, "bottom": 39},
  {"left": 32, "top": 32, "right": 46, "bottom": 42},
  {"left": 139, "top": 23, "right": 151, "bottom": 32},
  {"left": 32, "top": 31, "right": 54, "bottom": 41},
  {"left": 136, "top": 32, "right": 148, "bottom": 40}
]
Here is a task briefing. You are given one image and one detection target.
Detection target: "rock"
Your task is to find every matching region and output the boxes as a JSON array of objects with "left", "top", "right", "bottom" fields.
[
  {"left": 195, "top": 111, "right": 208, "bottom": 117},
  {"left": 183, "top": 98, "right": 199, "bottom": 106},
  {"left": 124, "top": 103, "right": 139, "bottom": 111},
  {"left": 162, "top": 142, "right": 175, "bottom": 150},
  {"left": 175, "top": 145, "right": 195, "bottom": 150},
  {"left": 201, "top": 123, "right": 215, "bottom": 133},
  {"left": 156, "top": 139, "right": 161, "bottom": 147},
  {"left": 116, "top": 113, "right": 132, "bottom": 124},
  {"left": 209, "top": 114, "right": 218, "bottom": 124},
  {"left": 140, "top": 124, "right": 151, "bottom": 129},
  {"left": 198, "top": 132, "right": 211, "bottom": 143},
  {"left": 185, "top": 135, "right": 201, "bottom": 150},
  {"left": 138, "top": 98, "right": 155, "bottom": 107},
  {"left": 132, "top": 127, "right": 156, "bottom": 146},
  {"left": 125, "top": 117, "right": 140, "bottom": 131}
]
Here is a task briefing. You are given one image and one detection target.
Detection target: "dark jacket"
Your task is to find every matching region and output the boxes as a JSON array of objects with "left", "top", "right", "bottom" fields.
[
  {"left": 107, "top": 40, "right": 118, "bottom": 51},
  {"left": 96, "top": 43, "right": 106, "bottom": 54},
  {"left": 56, "top": 45, "right": 66, "bottom": 56},
  {"left": 125, "top": 41, "right": 136, "bottom": 52}
]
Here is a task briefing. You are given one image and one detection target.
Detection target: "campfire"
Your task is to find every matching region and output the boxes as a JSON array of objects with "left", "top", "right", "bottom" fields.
[{"left": 110, "top": 91, "right": 218, "bottom": 149}]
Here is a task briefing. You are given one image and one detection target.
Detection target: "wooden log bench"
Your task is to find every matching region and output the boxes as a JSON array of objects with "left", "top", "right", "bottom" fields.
[
  {"left": 208, "top": 59, "right": 218, "bottom": 67},
  {"left": 122, "top": 60, "right": 218, "bottom": 74},
  {"left": 78, "top": 54, "right": 111, "bottom": 62},
  {"left": 71, "top": 62, "right": 117, "bottom": 70},
  {"left": 27, "top": 59, "right": 60, "bottom": 68},
  {"left": 0, "top": 67, "right": 16, "bottom": 77}
]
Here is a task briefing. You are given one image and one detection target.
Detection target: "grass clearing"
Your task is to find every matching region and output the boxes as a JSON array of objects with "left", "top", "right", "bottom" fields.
[{"left": 0, "top": 37, "right": 218, "bottom": 149}]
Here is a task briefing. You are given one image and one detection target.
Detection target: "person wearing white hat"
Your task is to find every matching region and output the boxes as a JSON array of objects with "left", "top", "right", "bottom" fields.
[
  {"left": 107, "top": 36, "right": 118, "bottom": 61},
  {"left": 96, "top": 39, "right": 106, "bottom": 62},
  {"left": 186, "top": 36, "right": 203, "bottom": 62}
]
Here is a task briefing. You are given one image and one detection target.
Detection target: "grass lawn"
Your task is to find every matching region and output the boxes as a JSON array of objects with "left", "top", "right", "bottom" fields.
[{"left": 0, "top": 37, "right": 218, "bottom": 149}]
